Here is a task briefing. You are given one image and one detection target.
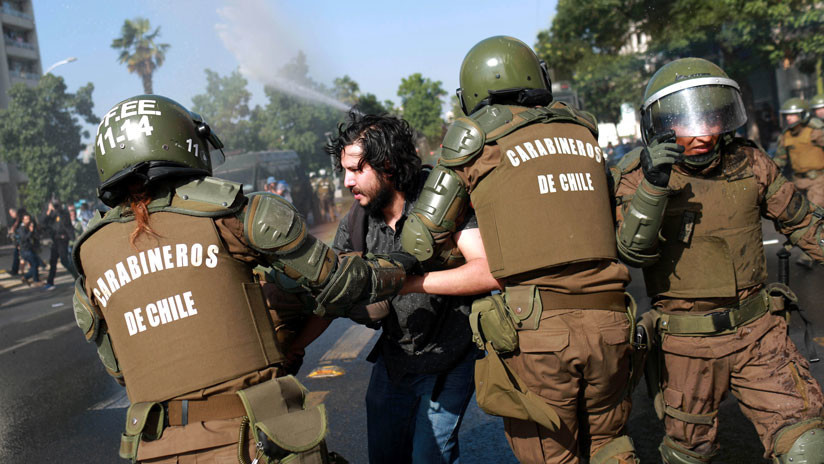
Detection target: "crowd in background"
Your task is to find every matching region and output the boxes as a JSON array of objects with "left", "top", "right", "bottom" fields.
[{"left": 5, "top": 199, "right": 91, "bottom": 289}]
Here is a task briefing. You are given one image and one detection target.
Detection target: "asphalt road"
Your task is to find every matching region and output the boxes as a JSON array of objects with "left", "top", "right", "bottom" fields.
[{"left": 0, "top": 218, "right": 821, "bottom": 463}]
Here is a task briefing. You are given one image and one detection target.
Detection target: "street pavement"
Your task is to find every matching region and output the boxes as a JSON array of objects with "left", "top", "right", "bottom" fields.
[{"left": 0, "top": 218, "right": 821, "bottom": 463}]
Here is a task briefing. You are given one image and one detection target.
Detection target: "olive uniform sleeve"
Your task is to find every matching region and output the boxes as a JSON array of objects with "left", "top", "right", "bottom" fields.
[{"left": 753, "top": 149, "right": 824, "bottom": 261}]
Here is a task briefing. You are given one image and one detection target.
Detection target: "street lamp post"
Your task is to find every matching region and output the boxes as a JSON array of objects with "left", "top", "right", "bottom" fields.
[{"left": 44, "top": 57, "right": 77, "bottom": 75}]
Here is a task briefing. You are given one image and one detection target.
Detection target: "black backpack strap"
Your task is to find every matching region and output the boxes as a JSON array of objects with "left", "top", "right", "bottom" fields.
[{"left": 346, "top": 202, "right": 368, "bottom": 253}]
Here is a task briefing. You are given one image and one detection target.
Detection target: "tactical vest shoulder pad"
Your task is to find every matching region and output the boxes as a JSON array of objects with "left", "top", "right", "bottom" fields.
[
  {"left": 809, "top": 117, "right": 824, "bottom": 130},
  {"left": 617, "top": 147, "right": 643, "bottom": 174},
  {"left": 547, "top": 101, "right": 599, "bottom": 137},
  {"left": 172, "top": 177, "right": 244, "bottom": 214},
  {"left": 440, "top": 116, "right": 487, "bottom": 167}
]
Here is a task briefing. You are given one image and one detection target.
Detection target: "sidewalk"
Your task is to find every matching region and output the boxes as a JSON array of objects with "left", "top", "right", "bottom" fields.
[{"left": 0, "top": 245, "right": 75, "bottom": 304}]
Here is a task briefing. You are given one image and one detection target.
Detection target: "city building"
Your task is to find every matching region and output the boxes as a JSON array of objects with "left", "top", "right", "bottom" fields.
[{"left": 0, "top": 0, "right": 38, "bottom": 229}]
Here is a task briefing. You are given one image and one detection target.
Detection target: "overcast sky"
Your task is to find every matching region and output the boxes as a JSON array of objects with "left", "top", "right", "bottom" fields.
[{"left": 35, "top": 0, "right": 557, "bottom": 118}]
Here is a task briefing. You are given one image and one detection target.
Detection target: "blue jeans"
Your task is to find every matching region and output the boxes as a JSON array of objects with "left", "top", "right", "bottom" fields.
[
  {"left": 365, "top": 348, "right": 477, "bottom": 464},
  {"left": 20, "top": 249, "right": 39, "bottom": 281}
]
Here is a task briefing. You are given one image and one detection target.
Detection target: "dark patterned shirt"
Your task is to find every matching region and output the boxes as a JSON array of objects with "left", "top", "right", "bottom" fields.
[{"left": 332, "top": 178, "right": 481, "bottom": 380}]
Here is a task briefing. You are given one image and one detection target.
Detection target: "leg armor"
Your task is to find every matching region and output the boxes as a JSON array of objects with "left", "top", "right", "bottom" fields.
[
  {"left": 242, "top": 193, "right": 407, "bottom": 317},
  {"left": 400, "top": 165, "right": 469, "bottom": 270},
  {"left": 659, "top": 436, "right": 717, "bottom": 464},
  {"left": 773, "top": 419, "right": 824, "bottom": 464},
  {"left": 617, "top": 179, "right": 669, "bottom": 267},
  {"left": 591, "top": 436, "right": 638, "bottom": 464}
]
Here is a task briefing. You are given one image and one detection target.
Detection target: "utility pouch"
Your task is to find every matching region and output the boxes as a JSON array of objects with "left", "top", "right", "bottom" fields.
[
  {"left": 764, "top": 283, "right": 820, "bottom": 362},
  {"left": 469, "top": 294, "right": 518, "bottom": 353},
  {"left": 119, "top": 401, "right": 165, "bottom": 462},
  {"left": 505, "top": 285, "right": 542, "bottom": 331},
  {"left": 764, "top": 282, "right": 798, "bottom": 316},
  {"left": 474, "top": 341, "right": 561, "bottom": 431},
  {"left": 236, "top": 376, "right": 327, "bottom": 462}
]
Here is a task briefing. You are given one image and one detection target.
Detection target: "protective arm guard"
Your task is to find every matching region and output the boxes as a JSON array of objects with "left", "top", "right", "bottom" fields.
[
  {"left": 242, "top": 193, "right": 407, "bottom": 317},
  {"left": 72, "top": 277, "right": 123, "bottom": 384},
  {"left": 400, "top": 165, "right": 470, "bottom": 269},
  {"left": 314, "top": 254, "right": 407, "bottom": 317},
  {"left": 616, "top": 179, "right": 669, "bottom": 267}
]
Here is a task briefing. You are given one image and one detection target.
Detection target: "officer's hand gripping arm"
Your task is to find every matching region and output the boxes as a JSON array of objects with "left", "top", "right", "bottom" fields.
[
  {"left": 73, "top": 277, "right": 124, "bottom": 384},
  {"left": 616, "top": 132, "right": 682, "bottom": 267},
  {"left": 400, "top": 165, "right": 470, "bottom": 269},
  {"left": 242, "top": 193, "right": 410, "bottom": 317}
]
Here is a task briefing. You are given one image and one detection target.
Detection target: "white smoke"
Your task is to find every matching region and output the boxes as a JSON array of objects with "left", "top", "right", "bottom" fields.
[{"left": 215, "top": 0, "right": 349, "bottom": 111}]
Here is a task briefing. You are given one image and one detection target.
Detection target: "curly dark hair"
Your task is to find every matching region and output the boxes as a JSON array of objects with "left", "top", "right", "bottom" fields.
[{"left": 325, "top": 112, "right": 421, "bottom": 198}]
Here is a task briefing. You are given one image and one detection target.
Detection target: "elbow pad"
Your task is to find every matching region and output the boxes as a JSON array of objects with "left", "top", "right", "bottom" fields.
[
  {"left": 401, "top": 165, "right": 469, "bottom": 267},
  {"left": 617, "top": 180, "right": 669, "bottom": 266},
  {"left": 242, "top": 192, "right": 337, "bottom": 288}
]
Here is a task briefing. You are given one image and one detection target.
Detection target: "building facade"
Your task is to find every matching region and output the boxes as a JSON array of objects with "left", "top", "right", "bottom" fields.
[{"left": 0, "top": 0, "right": 38, "bottom": 229}]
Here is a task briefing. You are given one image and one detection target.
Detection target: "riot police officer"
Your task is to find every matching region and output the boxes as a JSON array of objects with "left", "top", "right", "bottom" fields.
[
  {"left": 72, "top": 95, "right": 412, "bottom": 463},
  {"left": 401, "top": 36, "right": 638, "bottom": 464},
  {"left": 613, "top": 58, "right": 824, "bottom": 463},
  {"left": 775, "top": 97, "right": 824, "bottom": 207}
]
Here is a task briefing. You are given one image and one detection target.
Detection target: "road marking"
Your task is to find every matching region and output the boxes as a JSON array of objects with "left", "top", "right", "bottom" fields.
[
  {"left": 90, "top": 390, "right": 130, "bottom": 410},
  {"left": 319, "top": 324, "right": 377, "bottom": 363},
  {"left": 763, "top": 239, "right": 780, "bottom": 245},
  {"left": 0, "top": 322, "right": 76, "bottom": 356}
]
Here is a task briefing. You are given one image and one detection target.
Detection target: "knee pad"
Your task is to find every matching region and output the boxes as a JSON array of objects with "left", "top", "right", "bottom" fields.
[
  {"left": 773, "top": 418, "right": 824, "bottom": 464},
  {"left": 659, "top": 436, "right": 717, "bottom": 464},
  {"left": 591, "top": 435, "right": 637, "bottom": 464}
]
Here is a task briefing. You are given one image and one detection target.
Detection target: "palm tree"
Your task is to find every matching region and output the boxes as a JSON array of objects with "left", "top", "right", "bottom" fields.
[{"left": 110, "top": 18, "right": 170, "bottom": 94}]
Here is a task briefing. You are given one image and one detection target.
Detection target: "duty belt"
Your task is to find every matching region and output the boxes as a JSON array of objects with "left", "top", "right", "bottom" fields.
[
  {"left": 658, "top": 291, "right": 768, "bottom": 336},
  {"left": 538, "top": 289, "right": 626, "bottom": 312},
  {"left": 165, "top": 394, "right": 247, "bottom": 426}
]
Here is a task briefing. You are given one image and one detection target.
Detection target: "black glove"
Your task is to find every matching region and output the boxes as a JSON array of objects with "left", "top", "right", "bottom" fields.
[
  {"left": 641, "top": 130, "right": 685, "bottom": 188},
  {"left": 387, "top": 251, "right": 423, "bottom": 275}
]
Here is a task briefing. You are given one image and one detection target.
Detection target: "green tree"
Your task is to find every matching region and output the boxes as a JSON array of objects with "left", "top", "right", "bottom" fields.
[
  {"left": 191, "top": 69, "right": 264, "bottom": 153},
  {"left": 255, "top": 52, "right": 344, "bottom": 171},
  {"left": 111, "top": 17, "right": 170, "bottom": 94},
  {"left": 397, "top": 73, "right": 446, "bottom": 145},
  {"left": 333, "top": 75, "right": 360, "bottom": 106},
  {"left": 536, "top": 0, "right": 648, "bottom": 122},
  {"left": 333, "top": 75, "right": 395, "bottom": 115},
  {"left": 0, "top": 75, "right": 97, "bottom": 212}
]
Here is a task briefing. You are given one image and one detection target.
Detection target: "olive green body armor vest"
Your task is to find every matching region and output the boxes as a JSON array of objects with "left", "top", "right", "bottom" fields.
[
  {"left": 782, "top": 125, "right": 824, "bottom": 173},
  {"left": 76, "top": 179, "right": 283, "bottom": 403},
  {"left": 470, "top": 109, "right": 617, "bottom": 279},
  {"left": 643, "top": 149, "right": 766, "bottom": 298}
]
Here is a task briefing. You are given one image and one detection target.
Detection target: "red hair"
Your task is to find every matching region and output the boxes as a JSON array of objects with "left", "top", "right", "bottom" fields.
[{"left": 126, "top": 184, "right": 159, "bottom": 249}]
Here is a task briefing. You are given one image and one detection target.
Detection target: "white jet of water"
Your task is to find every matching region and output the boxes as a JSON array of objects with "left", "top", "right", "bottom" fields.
[{"left": 215, "top": 0, "right": 350, "bottom": 112}]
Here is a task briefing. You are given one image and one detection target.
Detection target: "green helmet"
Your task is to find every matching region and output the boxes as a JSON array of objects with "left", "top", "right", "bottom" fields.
[
  {"left": 811, "top": 94, "right": 824, "bottom": 110},
  {"left": 779, "top": 97, "right": 810, "bottom": 129},
  {"left": 640, "top": 58, "right": 747, "bottom": 146},
  {"left": 94, "top": 95, "right": 225, "bottom": 206},
  {"left": 457, "top": 36, "right": 551, "bottom": 115}
]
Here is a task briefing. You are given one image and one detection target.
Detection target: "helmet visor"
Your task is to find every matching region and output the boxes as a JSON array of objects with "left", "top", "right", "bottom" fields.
[{"left": 642, "top": 79, "right": 747, "bottom": 139}]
